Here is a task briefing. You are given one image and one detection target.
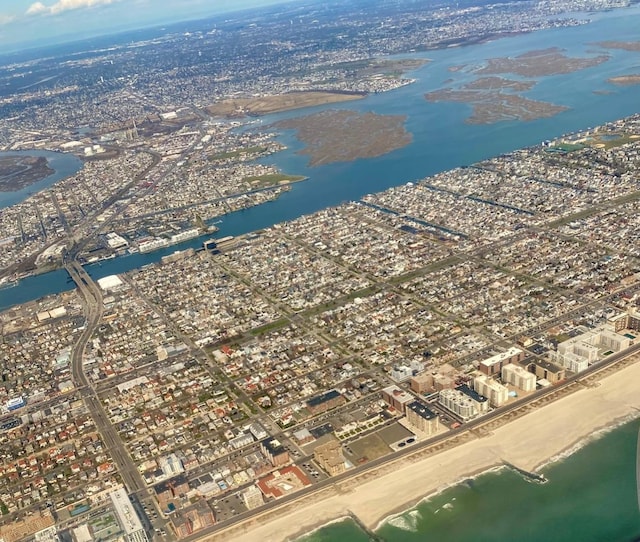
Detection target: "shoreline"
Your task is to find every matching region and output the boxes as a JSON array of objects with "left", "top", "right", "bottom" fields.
[
  {"left": 370, "top": 409, "right": 640, "bottom": 536},
  {"left": 206, "top": 91, "right": 367, "bottom": 118},
  {"left": 0, "top": 149, "right": 83, "bottom": 211},
  {"left": 209, "top": 353, "right": 640, "bottom": 542},
  {"left": 289, "top": 515, "right": 354, "bottom": 542},
  {"left": 533, "top": 409, "right": 640, "bottom": 473},
  {"left": 369, "top": 464, "right": 507, "bottom": 533}
]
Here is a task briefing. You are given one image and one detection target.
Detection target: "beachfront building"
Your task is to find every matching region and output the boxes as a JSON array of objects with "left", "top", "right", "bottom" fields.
[
  {"left": 479, "top": 347, "right": 525, "bottom": 376},
  {"left": 381, "top": 385, "right": 415, "bottom": 414},
  {"left": 110, "top": 488, "right": 149, "bottom": 542},
  {"left": 170, "top": 502, "right": 216, "bottom": 538},
  {"left": 242, "top": 485, "right": 265, "bottom": 510},
  {"left": 405, "top": 400, "right": 439, "bottom": 436},
  {"left": 313, "top": 435, "right": 346, "bottom": 476},
  {"left": 556, "top": 332, "right": 599, "bottom": 365},
  {"left": 257, "top": 466, "right": 312, "bottom": 500},
  {"left": 529, "top": 360, "right": 565, "bottom": 385},
  {"left": 439, "top": 385, "right": 488, "bottom": 421},
  {"left": 558, "top": 351, "right": 590, "bottom": 373},
  {"left": 458, "top": 384, "right": 489, "bottom": 414},
  {"left": 598, "top": 327, "right": 632, "bottom": 352},
  {"left": 473, "top": 374, "right": 509, "bottom": 407},
  {"left": 501, "top": 363, "right": 536, "bottom": 392},
  {"left": 551, "top": 325, "right": 632, "bottom": 374}
]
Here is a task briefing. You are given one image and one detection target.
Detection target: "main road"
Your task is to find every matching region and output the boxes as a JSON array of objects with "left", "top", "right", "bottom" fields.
[{"left": 66, "top": 259, "right": 147, "bottom": 495}]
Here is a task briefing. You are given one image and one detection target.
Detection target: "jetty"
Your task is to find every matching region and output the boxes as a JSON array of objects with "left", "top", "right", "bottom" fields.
[
  {"left": 346, "top": 510, "right": 386, "bottom": 542},
  {"left": 502, "top": 460, "right": 547, "bottom": 483}
]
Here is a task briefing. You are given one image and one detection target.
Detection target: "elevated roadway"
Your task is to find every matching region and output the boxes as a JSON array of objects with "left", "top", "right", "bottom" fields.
[{"left": 66, "top": 260, "right": 147, "bottom": 495}]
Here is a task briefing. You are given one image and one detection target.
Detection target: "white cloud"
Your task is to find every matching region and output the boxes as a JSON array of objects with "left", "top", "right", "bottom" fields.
[
  {"left": 26, "top": 0, "right": 120, "bottom": 17},
  {"left": 26, "top": 2, "right": 48, "bottom": 15},
  {"left": 0, "top": 14, "right": 16, "bottom": 25}
]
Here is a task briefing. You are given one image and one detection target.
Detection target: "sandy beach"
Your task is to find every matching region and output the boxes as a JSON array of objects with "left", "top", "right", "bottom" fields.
[{"left": 204, "top": 355, "right": 640, "bottom": 542}]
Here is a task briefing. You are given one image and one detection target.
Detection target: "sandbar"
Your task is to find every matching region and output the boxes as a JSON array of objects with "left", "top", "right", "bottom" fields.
[
  {"left": 274, "top": 110, "right": 412, "bottom": 166},
  {"left": 608, "top": 74, "right": 640, "bottom": 86},
  {"left": 596, "top": 41, "right": 640, "bottom": 51},
  {"left": 206, "top": 91, "right": 366, "bottom": 118},
  {"left": 0, "top": 155, "right": 54, "bottom": 192},
  {"left": 477, "top": 47, "right": 609, "bottom": 77},
  {"left": 204, "top": 354, "right": 640, "bottom": 542},
  {"left": 328, "top": 58, "right": 428, "bottom": 77}
]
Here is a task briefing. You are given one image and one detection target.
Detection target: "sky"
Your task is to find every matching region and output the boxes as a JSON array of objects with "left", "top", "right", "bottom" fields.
[{"left": 0, "top": 0, "right": 291, "bottom": 51}]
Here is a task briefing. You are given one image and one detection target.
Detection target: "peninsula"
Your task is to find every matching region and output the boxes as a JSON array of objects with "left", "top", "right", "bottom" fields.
[
  {"left": 206, "top": 91, "right": 366, "bottom": 118},
  {"left": 0, "top": 155, "right": 54, "bottom": 192},
  {"left": 3, "top": 110, "right": 640, "bottom": 542}
]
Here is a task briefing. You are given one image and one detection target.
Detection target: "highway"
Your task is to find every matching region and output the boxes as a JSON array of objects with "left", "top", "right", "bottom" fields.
[{"left": 66, "top": 260, "right": 148, "bottom": 495}]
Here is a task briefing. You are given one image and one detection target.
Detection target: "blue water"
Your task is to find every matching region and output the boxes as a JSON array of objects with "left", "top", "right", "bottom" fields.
[
  {"left": 301, "top": 417, "right": 640, "bottom": 542},
  {"left": 0, "top": 150, "right": 83, "bottom": 209},
  {"left": 1, "top": 5, "right": 640, "bottom": 311}
]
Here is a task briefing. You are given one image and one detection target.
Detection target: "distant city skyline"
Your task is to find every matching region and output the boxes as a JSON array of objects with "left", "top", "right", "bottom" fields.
[{"left": 0, "top": 0, "right": 292, "bottom": 51}]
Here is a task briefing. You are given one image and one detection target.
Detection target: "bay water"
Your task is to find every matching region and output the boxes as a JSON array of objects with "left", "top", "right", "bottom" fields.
[
  {"left": 3, "top": 5, "right": 640, "bottom": 309},
  {"left": 0, "top": 150, "right": 83, "bottom": 209}
]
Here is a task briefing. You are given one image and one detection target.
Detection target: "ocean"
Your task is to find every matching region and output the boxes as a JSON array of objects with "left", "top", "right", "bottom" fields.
[{"left": 300, "top": 417, "right": 640, "bottom": 542}]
